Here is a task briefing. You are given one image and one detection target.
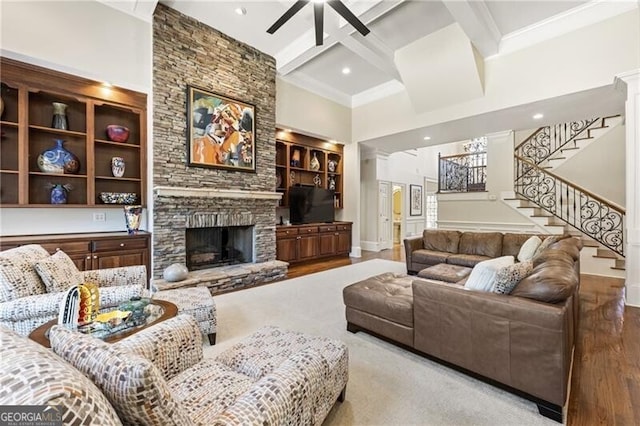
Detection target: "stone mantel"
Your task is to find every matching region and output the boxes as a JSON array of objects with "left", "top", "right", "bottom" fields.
[{"left": 154, "top": 186, "right": 282, "bottom": 201}]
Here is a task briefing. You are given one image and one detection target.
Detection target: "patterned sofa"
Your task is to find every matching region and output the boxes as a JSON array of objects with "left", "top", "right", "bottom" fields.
[
  {"left": 0, "top": 315, "right": 348, "bottom": 425},
  {"left": 0, "top": 244, "right": 146, "bottom": 335}
]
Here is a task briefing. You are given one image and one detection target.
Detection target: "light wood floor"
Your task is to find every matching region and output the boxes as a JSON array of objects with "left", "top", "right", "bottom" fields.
[{"left": 286, "top": 246, "right": 640, "bottom": 425}]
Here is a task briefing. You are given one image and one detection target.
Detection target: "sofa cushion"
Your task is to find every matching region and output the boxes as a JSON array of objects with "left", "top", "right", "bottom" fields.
[
  {"left": 464, "top": 256, "right": 514, "bottom": 292},
  {"left": 511, "top": 260, "right": 578, "bottom": 303},
  {"left": 343, "top": 274, "right": 414, "bottom": 327},
  {"left": 34, "top": 250, "right": 83, "bottom": 293},
  {"left": 458, "top": 232, "right": 503, "bottom": 258},
  {"left": 0, "top": 326, "right": 122, "bottom": 425},
  {"left": 0, "top": 244, "right": 49, "bottom": 302},
  {"left": 422, "top": 230, "right": 461, "bottom": 254},
  {"left": 412, "top": 249, "right": 452, "bottom": 266},
  {"left": 493, "top": 261, "right": 533, "bottom": 294},
  {"left": 517, "top": 236, "right": 542, "bottom": 262},
  {"left": 446, "top": 253, "right": 492, "bottom": 268},
  {"left": 549, "top": 238, "right": 582, "bottom": 261},
  {"left": 168, "top": 358, "right": 254, "bottom": 423},
  {"left": 49, "top": 325, "right": 193, "bottom": 426},
  {"left": 502, "top": 233, "right": 538, "bottom": 258}
]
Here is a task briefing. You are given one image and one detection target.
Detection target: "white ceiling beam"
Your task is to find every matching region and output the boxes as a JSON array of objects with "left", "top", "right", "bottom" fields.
[
  {"left": 277, "top": 0, "right": 404, "bottom": 76},
  {"left": 341, "top": 35, "right": 402, "bottom": 81},
  {"left": 442, "top": 0, "right": 501, "bottom": 58}
]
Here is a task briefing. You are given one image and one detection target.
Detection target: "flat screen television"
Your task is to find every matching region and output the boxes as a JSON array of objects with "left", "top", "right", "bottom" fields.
[{"left": 289, "top": 185, "right": 335, "bottom": 224}]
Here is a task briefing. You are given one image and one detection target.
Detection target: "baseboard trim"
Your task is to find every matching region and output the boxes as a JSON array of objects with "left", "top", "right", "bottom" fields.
[
  {"left": 349, "top": 246, "right": 362, "bottom": 258},
  {"left": 360, "top": 241, "right": 381, "bottom": 252}
]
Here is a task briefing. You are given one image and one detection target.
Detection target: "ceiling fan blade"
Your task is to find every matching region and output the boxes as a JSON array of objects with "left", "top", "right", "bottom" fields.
[
  {"left": 327, "top": 0, "right": 370, "bottom": 37},
  {"left": 313, "top": 2, "right": 324, "bottom": 46},
  {"left": 267, "top": 0, "right": 308, "bottom": 34}
]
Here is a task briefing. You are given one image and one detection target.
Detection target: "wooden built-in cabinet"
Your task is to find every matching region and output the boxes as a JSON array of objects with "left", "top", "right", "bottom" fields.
[
  {"left": 0, "top": 232, "right": 151, "bottom": 281},
  {"left": 0, "top": 57, "right": 147, "bottom": 207},
  {"left": 276, "top": 222, "right": 351, "bottom": 263},
  {"left": 275, "top": 130, "right": 344, "bottom": 209}
]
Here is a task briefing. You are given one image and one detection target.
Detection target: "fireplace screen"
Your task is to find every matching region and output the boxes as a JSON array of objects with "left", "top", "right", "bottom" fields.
[{"left": 185, "top": 226, "right": 254, "bottom": 271}]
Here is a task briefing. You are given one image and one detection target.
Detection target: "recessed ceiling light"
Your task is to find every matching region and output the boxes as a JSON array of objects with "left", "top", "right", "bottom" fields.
[
  {"left": 533, "top": 113, "right": 544, "bottom": 120},
  {"left": 235, "top": 7, "right": 247, "bottom": 15},
  {"left": 423, "top": 136, "right": 431, "bottom": 141},
  {"left": 342, "top": 67, "right": 351, "bottom": 75}
]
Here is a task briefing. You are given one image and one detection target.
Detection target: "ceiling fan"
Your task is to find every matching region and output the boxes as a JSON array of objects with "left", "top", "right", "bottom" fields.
[{"left": 267, "top": 0, "right": 370, "bottom": 46}]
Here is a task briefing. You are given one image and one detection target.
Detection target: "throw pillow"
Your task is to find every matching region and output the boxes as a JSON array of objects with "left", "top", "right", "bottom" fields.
[
  {"left": 34, "top": 250, "right": 83, "bottom": 293},
  {"left": 517, "top": 236, "right": 542, "bottom": 262},
  {"left": 493, "top": 261, "right": 533, "bottom": 294},
  {"left": 49, "top": 325, "right": 193, "bottom": 426},
  {"left": 464, "top": 256, "right": 514, "bottom": 292},
  {"left": 0, "top": 244, "right": 49, "bottom": 302}
]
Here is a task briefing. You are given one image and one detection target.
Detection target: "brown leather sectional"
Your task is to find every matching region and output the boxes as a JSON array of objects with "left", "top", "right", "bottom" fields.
[{"left": 344, "top": 230, "right": 582, "bottom": 423}]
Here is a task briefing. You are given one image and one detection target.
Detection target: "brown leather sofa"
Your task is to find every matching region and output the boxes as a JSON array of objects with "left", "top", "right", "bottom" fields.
[
  {"left": 404, "top": 230, "right": 541, "bottom": 274},
  {"left": 344, "top": 233, "right": 582, "bottom": 423}
]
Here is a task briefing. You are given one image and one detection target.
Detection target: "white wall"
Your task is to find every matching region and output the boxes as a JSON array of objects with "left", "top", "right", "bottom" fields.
[
  {"left": 0, "top": 1, "right": 152, "bottom": 236},
  {"left": 554, "top": 124, "right": 626, "bottom": 207},
  {"left": 352, "top": 10, "right": 640, "bottom": 143},
  {"left": 275, "top": 78, "right": 352, "bottom": 144}
]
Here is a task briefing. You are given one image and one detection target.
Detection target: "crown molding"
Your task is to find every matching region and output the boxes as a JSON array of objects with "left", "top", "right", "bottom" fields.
[
  {"left": 279, "top": 73, "right": 353, "bottom": 108},
  {"left": 351, "top": 80, "right": 405, "bottom": 108},
  {"left": 496, "top": 0, "right": 638, "bottom": 57}
]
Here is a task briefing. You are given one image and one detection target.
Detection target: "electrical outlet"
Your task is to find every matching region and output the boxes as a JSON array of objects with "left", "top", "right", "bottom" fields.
[{"left": 93, "top": 212, "right": 106, "bottom": 222}]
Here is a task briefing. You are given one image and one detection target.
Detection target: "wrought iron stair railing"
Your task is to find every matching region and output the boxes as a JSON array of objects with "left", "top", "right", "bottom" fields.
[
  {"left": 515, "top": 118, "right": 600, "bottom": 165},
  {"left": 438, "top": 151, "right": 487, "bottom": 193},
  {"left": 514, "top": 155, "right": 625, "bottom": 256}
]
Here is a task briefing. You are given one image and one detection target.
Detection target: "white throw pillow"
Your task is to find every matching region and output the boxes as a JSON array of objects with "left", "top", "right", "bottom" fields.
[
  {"left": 464, "top": 256, "right": 515, "bottom": 292},
  {"left": 517, "top": 236, "right": 542, "bottom": 262}
]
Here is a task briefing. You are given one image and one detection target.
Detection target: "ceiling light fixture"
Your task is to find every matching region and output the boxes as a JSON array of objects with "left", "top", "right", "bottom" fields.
[
  {"left": 423, "top": 136, "right": 431, "bottom": 141},
  {"left": 342, "top": 67, "right": 351, "bottom": 75},
  {"left": 267, "top": 0, "right": 370, "bottom": 46},
  {"left": 533, "top": 113, "right": 544, "bottom": 120},
  {"left": 235, "top": 7, "right": 247, "bottom": 15}
]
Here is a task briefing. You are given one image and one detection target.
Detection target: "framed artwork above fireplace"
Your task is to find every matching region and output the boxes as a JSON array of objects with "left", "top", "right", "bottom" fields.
[{"left": 187, "top": 85, "right": 256, "bottom": 172}]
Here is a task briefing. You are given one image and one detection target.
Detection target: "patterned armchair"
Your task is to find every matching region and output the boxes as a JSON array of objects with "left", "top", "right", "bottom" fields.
[
  {"left": 0, "top": 244, "right": 146, "bottom": 335},
  {"left": 45, "top": 315, "right": 348, "bottom": 425}
]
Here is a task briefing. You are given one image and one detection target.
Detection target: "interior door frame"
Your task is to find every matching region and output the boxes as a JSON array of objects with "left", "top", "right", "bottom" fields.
[
  {"left": 378, "top": 180, "right": 393, "bottom": 250},
  {"left": 392, "top": 182, "right": 406, "bottom": 245}
]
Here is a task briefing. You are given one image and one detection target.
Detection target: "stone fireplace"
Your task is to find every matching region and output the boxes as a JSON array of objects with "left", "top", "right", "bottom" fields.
[{"left": 152, "top": 5, "right": 282, "bottom": 293}]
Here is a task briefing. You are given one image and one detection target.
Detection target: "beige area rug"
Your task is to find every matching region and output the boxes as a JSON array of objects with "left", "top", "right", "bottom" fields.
[{"left": 203, "top": 259, "right": 556, "bottom": 426}]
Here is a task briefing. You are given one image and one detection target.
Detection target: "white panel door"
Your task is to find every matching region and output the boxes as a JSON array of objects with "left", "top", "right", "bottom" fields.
[{"left": 378, "top": 180, "right": 392, "bottom": 250}]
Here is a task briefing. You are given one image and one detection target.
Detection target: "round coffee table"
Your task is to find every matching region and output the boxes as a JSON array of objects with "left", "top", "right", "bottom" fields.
[{"left": 29, "top": 299, "right": 177, "bottom": 348}]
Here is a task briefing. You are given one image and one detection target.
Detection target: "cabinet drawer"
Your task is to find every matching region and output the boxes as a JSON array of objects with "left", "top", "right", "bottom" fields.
[
  {"left": 277, "top": 228, "right": 299, "bottom": 238},
  {"left": 40, "top": 241, "right": 91, "bottom": 254},
  {"left": 93, "top": 237, "right": 148, "bottom": 252},
  {"left": 319, "top": 225, "right": 337, "bottom": 232},
  {"left": 336, "top": 225, "right": 350, "bottom": 231},
  {"left": 299, "top": 226, "right": 318, "bottom": 234}
]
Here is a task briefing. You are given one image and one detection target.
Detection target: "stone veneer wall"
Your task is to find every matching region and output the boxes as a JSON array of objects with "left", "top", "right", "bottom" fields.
[{"left": 153, "top": 4, "right": 278, "bottom": 278}]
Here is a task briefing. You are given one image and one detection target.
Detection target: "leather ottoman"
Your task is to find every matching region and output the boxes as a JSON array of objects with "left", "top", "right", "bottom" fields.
[{"left": 343, "top": 272, "right": 415, "bottom": 347}]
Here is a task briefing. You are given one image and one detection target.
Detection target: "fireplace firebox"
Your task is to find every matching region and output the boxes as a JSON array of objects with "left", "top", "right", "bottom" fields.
[{"left": 185, "top": 226, "right": 254, "bottom": 271}]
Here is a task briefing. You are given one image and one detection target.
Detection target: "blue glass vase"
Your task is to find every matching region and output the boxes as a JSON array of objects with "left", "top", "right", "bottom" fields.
[
  {"left": 50, "top": 184, "right": 69, "bottom": 204},
  {"left": 37, "top": 139, "right": 80, "bottom": 174}
]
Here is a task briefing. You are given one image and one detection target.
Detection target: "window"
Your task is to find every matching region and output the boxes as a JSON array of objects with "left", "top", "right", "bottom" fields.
[{"left": 426, "top": 194, "right": 438, "bottom": 228}]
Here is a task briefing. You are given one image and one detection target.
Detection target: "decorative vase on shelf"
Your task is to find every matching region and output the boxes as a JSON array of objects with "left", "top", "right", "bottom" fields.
[
  {"left": 111, "top": 156, "right": 125, "bottom": 177},
  {"left": 328, "top": 159, "right": 338, "bottom": 173},
  {"left": 123, "top": 205, "right": 143, "bottom": 235},
  {"left": 37, "top": 139, "right": 80, "bottom": 174},
  {"left": 48, "top": 183, "right": 72, "bottom": 204},
  {"left": 51, "top": 102, "right": 69, "bottom": 130},
  {"left": 310, "top": 152, "right": 320, "bottom": 171},
  {"left": 328, "top": 176, "right": 336, "bottom": 191}
]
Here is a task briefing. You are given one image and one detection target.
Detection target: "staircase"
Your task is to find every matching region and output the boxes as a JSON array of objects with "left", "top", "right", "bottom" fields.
[{"left": 503, "top": 116, "right": 625, "bottom": 277}]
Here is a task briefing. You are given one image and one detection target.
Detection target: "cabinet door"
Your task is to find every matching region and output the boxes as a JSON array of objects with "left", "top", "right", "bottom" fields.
[
  {"left": 319, "top": 233, "right": 336, "bottom": 256},
  {"left": 298, "top": 235, "right": 319, "bottom": 260},
  {"left": 276, "top": 237, "right": 298, "bottom": 262},
  {"left": 69, "top": 253, "right": 93, "bottom": 271},
  {"left": 337, "top": 231, "right": 351, "bottom": 254},
  {"left": 93, "top": 250, "right": 147, "bottom": 270}
]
